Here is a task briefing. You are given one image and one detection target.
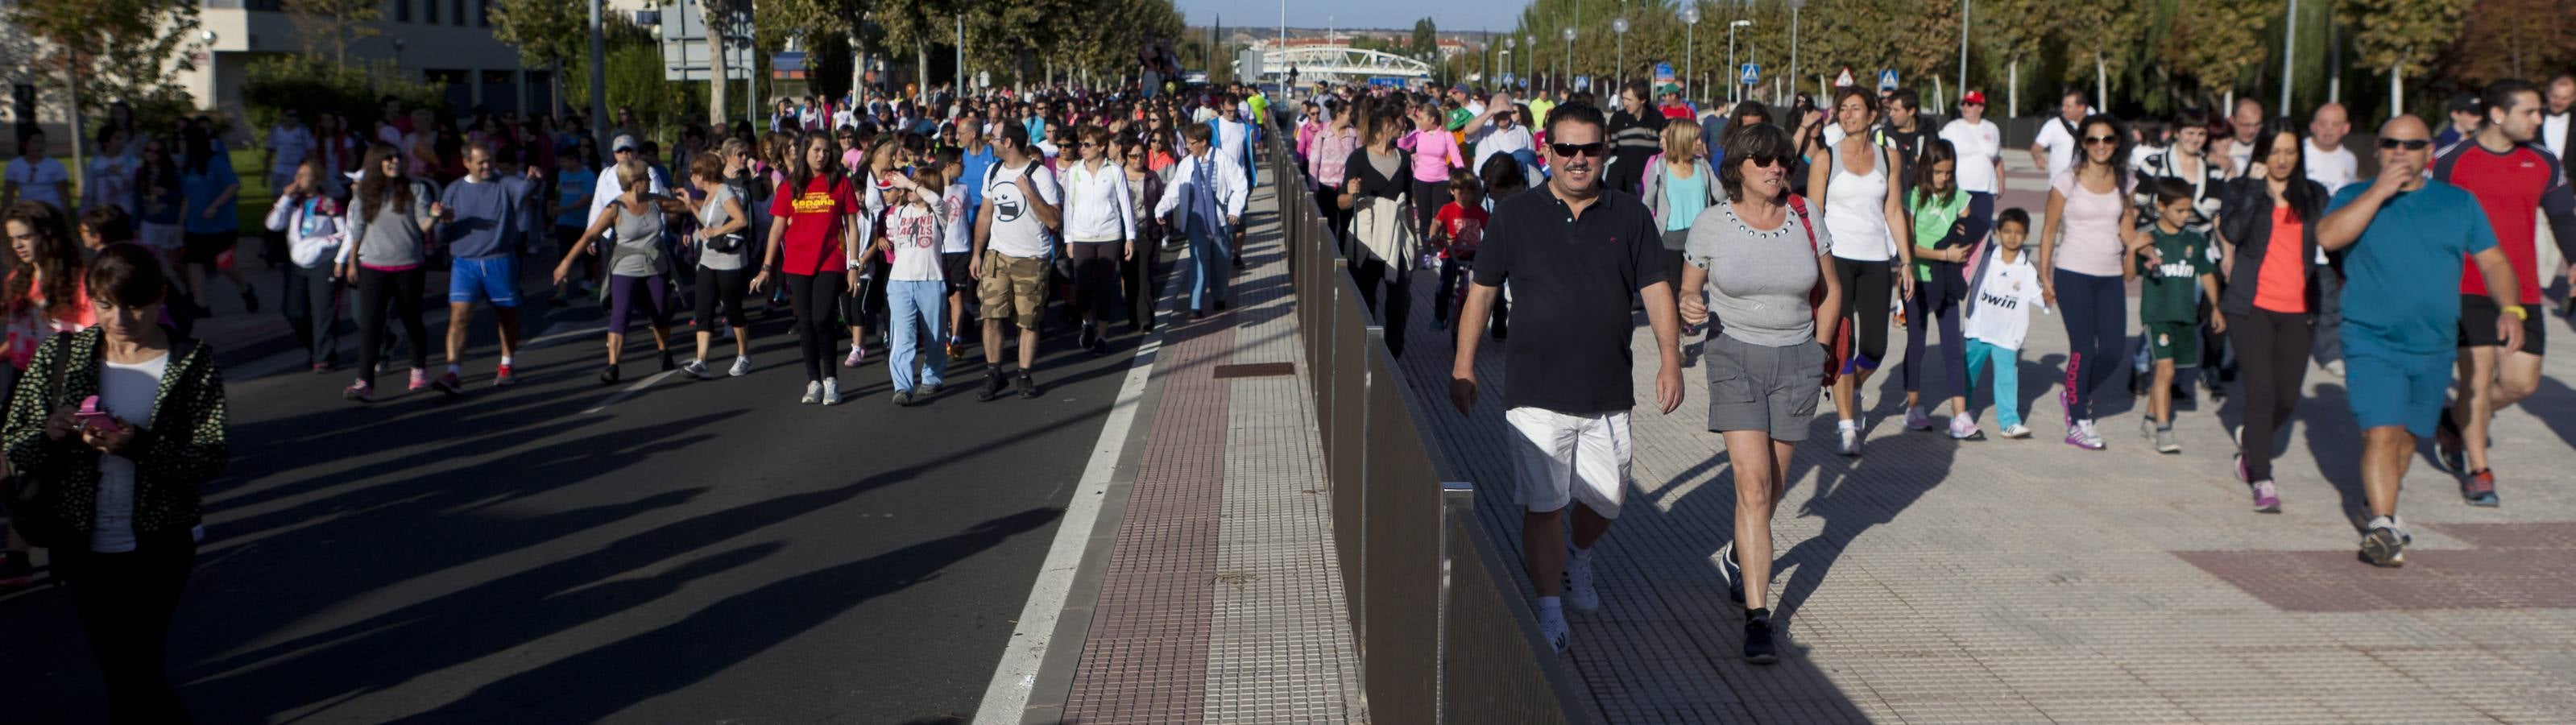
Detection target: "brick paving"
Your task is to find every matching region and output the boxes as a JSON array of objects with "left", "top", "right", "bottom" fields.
[
  {"left": 1383, "top": 156, "right": 2576, "bottom": 723},
  {"left": 1058, "top": 180, "right": 1365, "bottom": 724}
]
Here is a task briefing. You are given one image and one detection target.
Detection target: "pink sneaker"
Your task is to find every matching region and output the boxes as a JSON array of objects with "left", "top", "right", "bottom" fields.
[
  {"left": 343, "top": 380, "right": 375, "bottom": 403},
  {"left": 408, "top": 369, "right": 430, "bottom": 392},
  {"left": 843, "top": 346, "right": 867, "bottom": 368}
]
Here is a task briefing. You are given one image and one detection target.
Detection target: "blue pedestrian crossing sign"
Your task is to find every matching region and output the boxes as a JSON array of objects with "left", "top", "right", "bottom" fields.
[
  {"left": 1739, "top": 64, "right": 1761, "bottom": 86},
  {"left": 1878, "top": 69, "right": 1900, "bottom": 90}
]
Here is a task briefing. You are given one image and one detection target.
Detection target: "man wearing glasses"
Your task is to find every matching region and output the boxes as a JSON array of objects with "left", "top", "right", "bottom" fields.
[
  {"left": 2425, "top": 78, "right": 2576, "bottom": 507},
  {"left": 1447, "top": 102, "right": 1684, "bottom": 653},
  {"left": 2315, "top": 115, "right": 2524, "bottom": 568}
]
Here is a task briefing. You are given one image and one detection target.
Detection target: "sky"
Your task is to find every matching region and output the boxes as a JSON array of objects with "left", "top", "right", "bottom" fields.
[{"left": 1174, "top": 0, "right": 1510, "bottom": 35}]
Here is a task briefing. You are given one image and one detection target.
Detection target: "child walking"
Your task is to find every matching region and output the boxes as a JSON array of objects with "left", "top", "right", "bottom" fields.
[
  {"left": 878, "top": 166, "right": 950, "bottom": 406},
  {"left": 1961, "top": 209, "right": 2047, "bottom": 438},
  {"left": 1428, "top": 168, "right": 1487, "bottom": 329},
  {"left": 2129, "top": 180, "right": 2223, "bottom": 453}
]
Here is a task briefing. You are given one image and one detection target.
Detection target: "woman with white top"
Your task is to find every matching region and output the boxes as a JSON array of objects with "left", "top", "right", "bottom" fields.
[
  {"left": 263, "top": 158, "right": 345, "bottom": 373},
  {"left": 2036, "top": 114, "right": 2139, "bottom": 450},
  {"left": 1059, "top": 125, "right": 1137, "bottom": 357},
  {"left": 1811, "top": 86, "right": 1913, "bottom": 456},
  {"left": 1118, "top": 138, "right": 1170, "bottom": 334},
  {"left": 4, "top": 243, "right": 229, "bottom": 724},
  {"left": 82, "top": 128, "right": 139, "bottom": 216}
]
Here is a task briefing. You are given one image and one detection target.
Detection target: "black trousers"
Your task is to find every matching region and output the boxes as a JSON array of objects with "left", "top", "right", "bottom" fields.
[
  {"left": 694, "top": 266, "right": 751, "bottom": 330},
  {"left": 785, "top": 272, "right": 847, "bottom": 383},
  {"left": 56, "top": 534, "right": 197, "bottom": 725},
  {"left": 2228, "top": 308, "right": 2313, "bottom": 482},
  {"left": 354, "top": 267, "right": 428, "bottom": 387},
  {"left": 1351, "top": 255, "right": 1412, "bottom": 356}
]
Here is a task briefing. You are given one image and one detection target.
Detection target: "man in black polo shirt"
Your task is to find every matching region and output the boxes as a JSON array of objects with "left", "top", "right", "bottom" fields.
[{"left": 1447, "top": 102, "right": 1684, "bottom": 654}]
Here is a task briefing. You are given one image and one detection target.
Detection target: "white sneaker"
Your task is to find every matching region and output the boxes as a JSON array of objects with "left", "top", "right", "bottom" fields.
[
  {"left": 1903, "top": 405, "right": 1933, "bottom": 431},
  {"left": 729, "top": 356, "right": 753, "bottom": 377},
  {"left": 681, "top": 359, "right": 715, "bottom": 380},
  {"left": 822, "top": 377, "right": 843, "bottom": 405},
  {"left": 801, "top": 380, "right": 822, "bottom": 404},
  {"left": 1998, "top": 424, "right": 2033, "bottom": 439},
  {"left": 1837, "top": 421, "right": 1862, "bottom": 457},
  {"left": 1563, "top": 549, "right": 1601, "bottom": 614},
  {"left": 1538, "top": 607, "right": 1570, "bottom": 653}
]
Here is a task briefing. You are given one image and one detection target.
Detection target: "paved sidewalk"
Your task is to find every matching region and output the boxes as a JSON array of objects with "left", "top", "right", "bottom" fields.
[
  {"left": 1025, "top": 179, "right": 1368, "bottom": 724},
  {"left": 1388, "top": 179, "right": 2576, "bottom": 720}
]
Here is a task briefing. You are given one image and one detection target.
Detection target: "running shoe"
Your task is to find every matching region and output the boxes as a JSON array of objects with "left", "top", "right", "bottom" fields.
[
  {"left": 431, "top": 371, "right": 465, "bottom": 398},
  {"left": 599, "top": 364, "right": 620, "bottom": 384},
  {"left": 976, "top": 368, "right": 1008, "bottom": 401},
  {"left": 1714, "top": 541, "right": 1745, "bottom": 605},
  {"left": 2155, "top": 427, "right": 2181, "bottom": 454},
  {"left": 682, "top": 359, "right": 715, "bottom": 380},
  {"left": 1837, "top": 426, "right": 1862, "bottom": 457},
  {"left": 844, "top": 346, "right": 867, "bottom": 368},
  {"left": 241, "top": 288, "right": 261, "bottom": 313},
  {"left": 408, "top": 368, "right": 430, "bottom": 392},
  {"left": 1998, "top": 424, "right": 2032, "bottom": 439},
  {"left": 1076, "top": 322, "right": 1097, "bottom": 350},
  {"left": 1903, "top": 406, "right": 1932, "bottom": 431},
  {"left": 2433, "top": 413, "right": 2466, "bottom": 474},
  {"left": 2250, "top": 479, "right": 2281, "bottom": 513},
  {"left": 2462, "top": 469, "right": 2499, "bottom": 508},
  {"left": 2066, "top": 420, "right": 2106, "bottom": 450},
  {"left": 1539, "top": 607, "right": 1569, "bottom": 654},
  {"left": 2139, "top": 416, "right": 2156, "bottom": 441},
  {"left": 493, "top": 363, "right": 517, "bottom": 387},
  {"left": 801, "top": 381, "right": 822, "bottom": 404},
  {"left": 821, "top": 377, "right": 843, "bottom": 406},
  {"left": 313, "top": 362, "right": 333, "bottom": 375},
  {"left": 1948, "top": 415, "right": 1985, "bottom": 441},
  {"left": 1743, "top": 615, "right": 1779, "bottom": 665},
  {"left": 2234, "top": 454, "right": 2250, "bottom": 483},
  {"left": 729, "top": 356, "right": 753, "bottom": 377},
  {"left": 1563, "top": 549, "right": 1601, "bottom": 614},
  {"left": 892, "top": 390, "right": 915, "bottom": 407},
  {"left": 1015, "top": 371, "right": 1040, "bottom": 399},
  {"left": 2361, "top": 522, "right": 2407, "bottom": 568},
  {"left": 343, "top": 381, "right": 375, "bottom": 403},
  {"left": 1088, "top": 336, "right": 1112, "bottom": 358},
  {"left": 660, "top": 350, "right": 677, "bottom": 372},
  {"left": 0, "top": 549, "right": 37, "bottom": 590}
]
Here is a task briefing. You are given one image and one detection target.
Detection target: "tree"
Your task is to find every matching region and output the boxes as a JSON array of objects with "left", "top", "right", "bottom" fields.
[
  {"left": 2443, "top": 0, "right": 2576, "bottom": 85},
  {"left": 1894, "top": 0, "right": 1964, "bottom": 103},
  {"left": 283, "top": 0, "right": 382, "bottom": 66},
  {"left": 2348, "top": 0, "right": 2470, "bottom": 114},
  {"left": 694, "top": 0, "right": 741, "bottom": 127},
  {"left": 9, "top": 0, "right": 205, "bottom": 130},
  {"left": 491, "top": 0, "right": 586, "bottom": 115},
  {"left": 2155, "top": 0, "right": 2275, "bottom": 108},
  {"left": 1982, "top": 0, "right": 2062, "bottom": 115},
  {"left": 2057, "top": 0, "right": 2146, "bottom": 108},
  {"left": 1414, "top": 18, "right": 1439, "bottom": 56}
]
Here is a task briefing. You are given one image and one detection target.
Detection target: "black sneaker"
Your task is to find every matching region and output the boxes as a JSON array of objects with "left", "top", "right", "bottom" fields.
[
  {"left": 0, "top": 550, "right": 36, "bottom": 590},
  {"left": 1015, "top": 371, "right": 1040, "bottom": 399},
  {"left": 660, "top": 350, "right": 677, "bottom": 371},
  {"left": 1075, "top": 323, "right": 1096, "bottom": 350},
  {"left": 1088, "top": 338, "right": 1112, "bottom": 358},
  {"left": 1743, "top": 615, "right": 1779, "bottom": 665},
  {"left": 241, "top": 288, "right": 261, "bottom": 314},
  {"left": 976, "top": 367, "right": 1008, "bottom": 401},
  {"left": 1715, "top": 541, "right": 1745, "bottom": 604}
]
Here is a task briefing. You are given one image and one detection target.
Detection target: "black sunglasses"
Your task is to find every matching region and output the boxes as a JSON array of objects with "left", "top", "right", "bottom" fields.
[
  {"left": 1744, "top": 154, "right": 1795, "bottom": 169},
  {"left": 2082, "top": 135, "right": 2119, "bottom": 145},
  {"left": 2378, "top": 138, "right": 2432, "bottom": 151},
  {"left": 1551, "top": 142, "right": 1607, "bottom": 158}
]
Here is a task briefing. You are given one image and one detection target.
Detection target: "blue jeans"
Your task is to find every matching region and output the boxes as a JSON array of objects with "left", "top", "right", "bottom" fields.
[
  {"left": 1187, "top": 215, "right": 1232, "bottom": 311},
  {"left": 886, "top": 280, "right": 947, "bottom": 392}
]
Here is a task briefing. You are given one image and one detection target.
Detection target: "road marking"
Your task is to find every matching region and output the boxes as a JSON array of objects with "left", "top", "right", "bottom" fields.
[
  {"left": 973, "top": 265, "right": 1182, "bottom": 725},
  {"left": 582, "top": 369, "right": 680, "bottom": 414},
  {"left": 231, "top": 321, "right": 603, "bottom": 381},
  {"left": 520, "top": 322, "right": 606, "bottom": 351}
]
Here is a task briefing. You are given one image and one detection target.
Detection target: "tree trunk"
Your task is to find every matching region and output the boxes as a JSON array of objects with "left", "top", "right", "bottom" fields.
[
  {"left": 2094, "top": 54, "right": 2107, "bottom": 112},
  {"left": 699, "top": 0, "right": 730, "bottom": 126},
  {"left": 2007, "top": 58, "right": 2018, "bottom": 118}
]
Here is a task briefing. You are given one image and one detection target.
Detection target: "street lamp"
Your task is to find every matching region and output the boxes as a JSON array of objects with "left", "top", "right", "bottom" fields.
[
  {"left": 1613, "top": 18, "right": 1630, "bottom": 92},
  {"left": 1524, "top": 34, "right": 1534, "bottom": 93},
  {"left": 1504, "top": 37, "right": 1517, "bottom": 91},
  {"left": 1728, "top": 19, "right": 1752, "bottom": 104},
  {"left": 1562, "top": 27, "right": 1576, "bottom": 96},
  {"left": 1682, "top": 6, "right": 1700, "bottom": 105}
]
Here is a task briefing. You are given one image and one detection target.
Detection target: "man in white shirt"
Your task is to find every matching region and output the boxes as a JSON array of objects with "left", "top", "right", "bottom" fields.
[
  {"left": 263, "top": 109, "right": 317, "bottom": 193},
  {"left": 2543, "top": 75, "right": 2574, "bottom": 160},
  {"left": 1152, "top": 122, "right": 1246, "bottom": 320},
  {"left": 970, "top": 125, "right": 1062, "bottom": 400},
  {"left": 1940, "top": 90, "right": 2006, "bottom": 242},
  {"left": 2, "top": 128, "right": 69, "bottom": 212},
  {"left": 2028, "top": 89, "right": 2094, "bottom": 180},
  {"left": 2227, "top": 97, "right": 2264, "bottom": 176},
  {"left": 1210, "top": 101, "right": 1257, "bottom": 267},
  {"left": 2305, "top": 102, "right": 2359, "bottom": 195}
]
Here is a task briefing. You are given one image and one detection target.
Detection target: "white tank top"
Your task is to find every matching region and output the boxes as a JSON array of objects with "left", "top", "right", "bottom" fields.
[{"left": 1823, "top": 143, "right": 1896, "bottom": 262}]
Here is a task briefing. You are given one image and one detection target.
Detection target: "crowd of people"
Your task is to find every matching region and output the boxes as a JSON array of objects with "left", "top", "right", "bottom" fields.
[{"left": 1262, "top": 74, "right": 2576, "bottom": 663}]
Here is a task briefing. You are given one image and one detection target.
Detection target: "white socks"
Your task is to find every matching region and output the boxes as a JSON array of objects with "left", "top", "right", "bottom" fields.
[{"left": 1537, "top": 596, "right": 1563, "bottom": 618}]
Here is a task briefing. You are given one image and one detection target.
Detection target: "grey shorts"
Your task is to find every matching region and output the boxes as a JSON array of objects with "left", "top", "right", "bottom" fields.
[{"left": 1705, "top": 334, "right": 1826, "bottom": 441}]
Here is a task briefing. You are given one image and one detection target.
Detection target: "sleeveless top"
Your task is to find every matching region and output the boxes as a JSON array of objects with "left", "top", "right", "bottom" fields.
[
  {"left": 608, "top": 199, "right": 669, "bottom": 277},
  {"left": 1823, "top": 143, "right": 1896, "bottom": 262}
]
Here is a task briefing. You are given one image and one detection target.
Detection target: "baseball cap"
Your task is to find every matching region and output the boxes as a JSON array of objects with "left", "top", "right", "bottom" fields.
[
  {"left": 2447, "top": 92, "right": 2482, "bottom": 114},
  {"left": 1961, "top": 90, "right": 1987, "bottom": 106},
  {"left": 611, "top": 135, "right": 638, "bottom": 153},
  {"left": 1656, "top": 83, "right": 1682, "bottom": 96}
]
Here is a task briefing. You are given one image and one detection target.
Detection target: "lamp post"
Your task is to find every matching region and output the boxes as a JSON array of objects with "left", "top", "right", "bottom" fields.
[
  {"left": 1682, "top": 6, "right": 1700, "bottom": 105},
  {"left": 1562, "top": 27, "right": 1576, "bottom": 95},
  {"left": 1728, "top": 19, "right": 1752, "bottom": 104},
  {"left": 1524, "top": 34, "right": 1534, "bottom": 93},
  {"left": 1503, "top": 37, "right": 1516, "bottom": 91},
  {"left": 1613, "top": 18, "right": 1630, "bottom": 92}
]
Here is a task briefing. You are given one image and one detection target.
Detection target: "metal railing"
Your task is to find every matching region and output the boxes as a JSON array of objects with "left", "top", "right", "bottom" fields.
[{"left": 1264, "top": 132, "right": 1590, "bottom": 724}]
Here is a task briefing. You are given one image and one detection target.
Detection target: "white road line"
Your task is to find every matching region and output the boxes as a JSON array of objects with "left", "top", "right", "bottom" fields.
[
  {"left": 581, "top": 369, "right": 680, "bottom": 414},
  {"left": 520, "top": 322, "right": 607, "bottom": 351}
]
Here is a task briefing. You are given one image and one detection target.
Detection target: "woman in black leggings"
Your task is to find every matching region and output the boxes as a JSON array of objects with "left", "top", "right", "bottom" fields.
[
  {"left": 1811, "top": 86, "right": 1914, "bottom": 456},
  {"left": 685, "top": 152, "right": 756, "bottom": 378},
  {"left": 751, "top": 133, "right": 863, "bottom": 405},
  {"left": 2214, "top": 118, "right": 2325, "bottom": 512}
]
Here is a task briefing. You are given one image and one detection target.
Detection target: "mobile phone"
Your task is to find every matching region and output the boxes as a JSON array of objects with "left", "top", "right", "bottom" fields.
[{"left": 75, "top": 396, "right": 121, "bottom": 434}]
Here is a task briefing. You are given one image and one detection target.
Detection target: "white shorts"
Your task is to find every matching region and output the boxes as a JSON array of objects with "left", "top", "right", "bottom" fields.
[{"left": 1503, "top": 407, "right": 1632, "bottom": 518}]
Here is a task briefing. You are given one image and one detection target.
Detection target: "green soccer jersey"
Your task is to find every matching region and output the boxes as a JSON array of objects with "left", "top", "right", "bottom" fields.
[{"left": 2137, "top": 227, "right": 2214, "bottom": 324}]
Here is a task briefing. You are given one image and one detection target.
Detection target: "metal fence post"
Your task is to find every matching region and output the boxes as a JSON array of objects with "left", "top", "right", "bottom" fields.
[
  {"left": 1438, "top": 480, "right": 1473, "bottom": 725},
  {"left": 1355, "top": 323, "right": 1384, "bottom": 673}
]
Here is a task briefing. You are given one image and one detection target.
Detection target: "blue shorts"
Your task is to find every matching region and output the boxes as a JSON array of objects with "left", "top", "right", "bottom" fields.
[
  {"left": 449, "top": 255, "right": 520, "bottom": 307},
  {"left": 2343, "top": 348, "right": 2453, "bottom": 438}
]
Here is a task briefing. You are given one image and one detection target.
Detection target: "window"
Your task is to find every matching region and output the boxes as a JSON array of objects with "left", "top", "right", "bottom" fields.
[
  {"left": 425, "top": 0, "right": 436, "bottom": 24},
  {"left": 478, "top": 0, "right": 491, "bottom": 27},
  {"left": 451, "top": 0, "right": 463, "bottom": 26},
  {"left": 394, "top": 0, "right": 408, "bottom": 23}
]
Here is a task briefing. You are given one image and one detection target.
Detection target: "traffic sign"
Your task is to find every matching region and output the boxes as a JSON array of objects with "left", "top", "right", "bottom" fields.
[
  {"left": 1654, "top": 63, "right": 1675, "bottom": 85},
  {"left": 1740, "top": 64, "right": 1761, "bottom": 86},
  {"left": 1834, "top": 67, "right": 1856, "bottom": 88},
  {"left": 1878, "top": 69, "right": 1899, "bottom": 90},
  {"left": 1576, "top": 76, "right": 1592, "bottom": 91},
  {"left": 656, "top": 2, "right": 752, "bottom": 81}
]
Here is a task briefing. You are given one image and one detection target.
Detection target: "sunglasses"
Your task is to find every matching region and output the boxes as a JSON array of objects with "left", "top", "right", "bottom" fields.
[
  {"left": 1551, "top": 142, "right": 1608, "bottom": 158},
  {"left": 2082, "top": 135, "right": 2119, "bottom": 146},
  {"left": 1743, "top": 154, "right": 1795, "bottom": 169},
  {"left": 2378, "top": 138, "right": 2432, "bottom": 151}
]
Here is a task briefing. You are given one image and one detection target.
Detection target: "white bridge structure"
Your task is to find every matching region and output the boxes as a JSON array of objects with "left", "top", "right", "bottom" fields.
[{"left": 1257, "top": 46, "right": 1433, "bottom": 85}]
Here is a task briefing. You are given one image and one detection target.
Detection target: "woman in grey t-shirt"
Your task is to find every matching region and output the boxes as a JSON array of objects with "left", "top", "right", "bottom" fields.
[
  {"left": 553, "top": 158, "right": 693, "bottom": 383},
  {"left": 686, "top": 153, "right": 755, "bottom": 379},
  {"left": 1675, "top": 122, "right": 1845, "bottom": 665}
]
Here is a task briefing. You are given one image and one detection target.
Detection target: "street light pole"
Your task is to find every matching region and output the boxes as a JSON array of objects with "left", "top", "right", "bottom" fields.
[
  {"left": 1958, "top": 0, "right": 1969, "bottom": 108},
  {"left": 1728, "top": 20, "right": 1751, "bottom": 105},
  {"left": 1613, "top": 18, "right": 1629, "bottom": 93},
  {"left": 1563, "top": 27, "right": 1576, "bottom": 96},
  {"left": 1683, "top": 6, "right": 1700, "bottom": 106},
  {"left": 2280, "top": 0, "right": 2297, "bottom": 113}
]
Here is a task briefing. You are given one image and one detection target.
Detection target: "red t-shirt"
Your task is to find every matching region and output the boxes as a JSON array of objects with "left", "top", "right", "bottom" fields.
[
  {"left": 1659, "top": 103, "right": 1696, "bottom": 121},
  {"left": 1431, "top": 202, "right": 1489, "bottom": 259},
  {"left": 2433, "top": 141, "right": 2569, "bottom": 304},
  {"left": 768, "top": 174, "right": 860, "bottom": 276}
]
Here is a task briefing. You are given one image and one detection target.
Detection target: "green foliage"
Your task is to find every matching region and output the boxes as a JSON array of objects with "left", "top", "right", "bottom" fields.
[
  {"left": 8, "top": 0, "right": 205, "bottom": 122},
  {"left": 560, "top": 25, "right": 709, "bottom": 139},
  {"left": 1414, "top": 19, "right": 1439, "bottom": 56},
  {"left": 238, "top": 54, "right": 443, "bottom": 134},
  {"left": 491, "top": 0, "right": 589, "bottom": 68}
]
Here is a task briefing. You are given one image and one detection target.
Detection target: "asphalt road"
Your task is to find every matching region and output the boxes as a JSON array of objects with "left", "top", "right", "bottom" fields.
[{"left": 0, "top": 268, "right": 1151, "bottom": 723}]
